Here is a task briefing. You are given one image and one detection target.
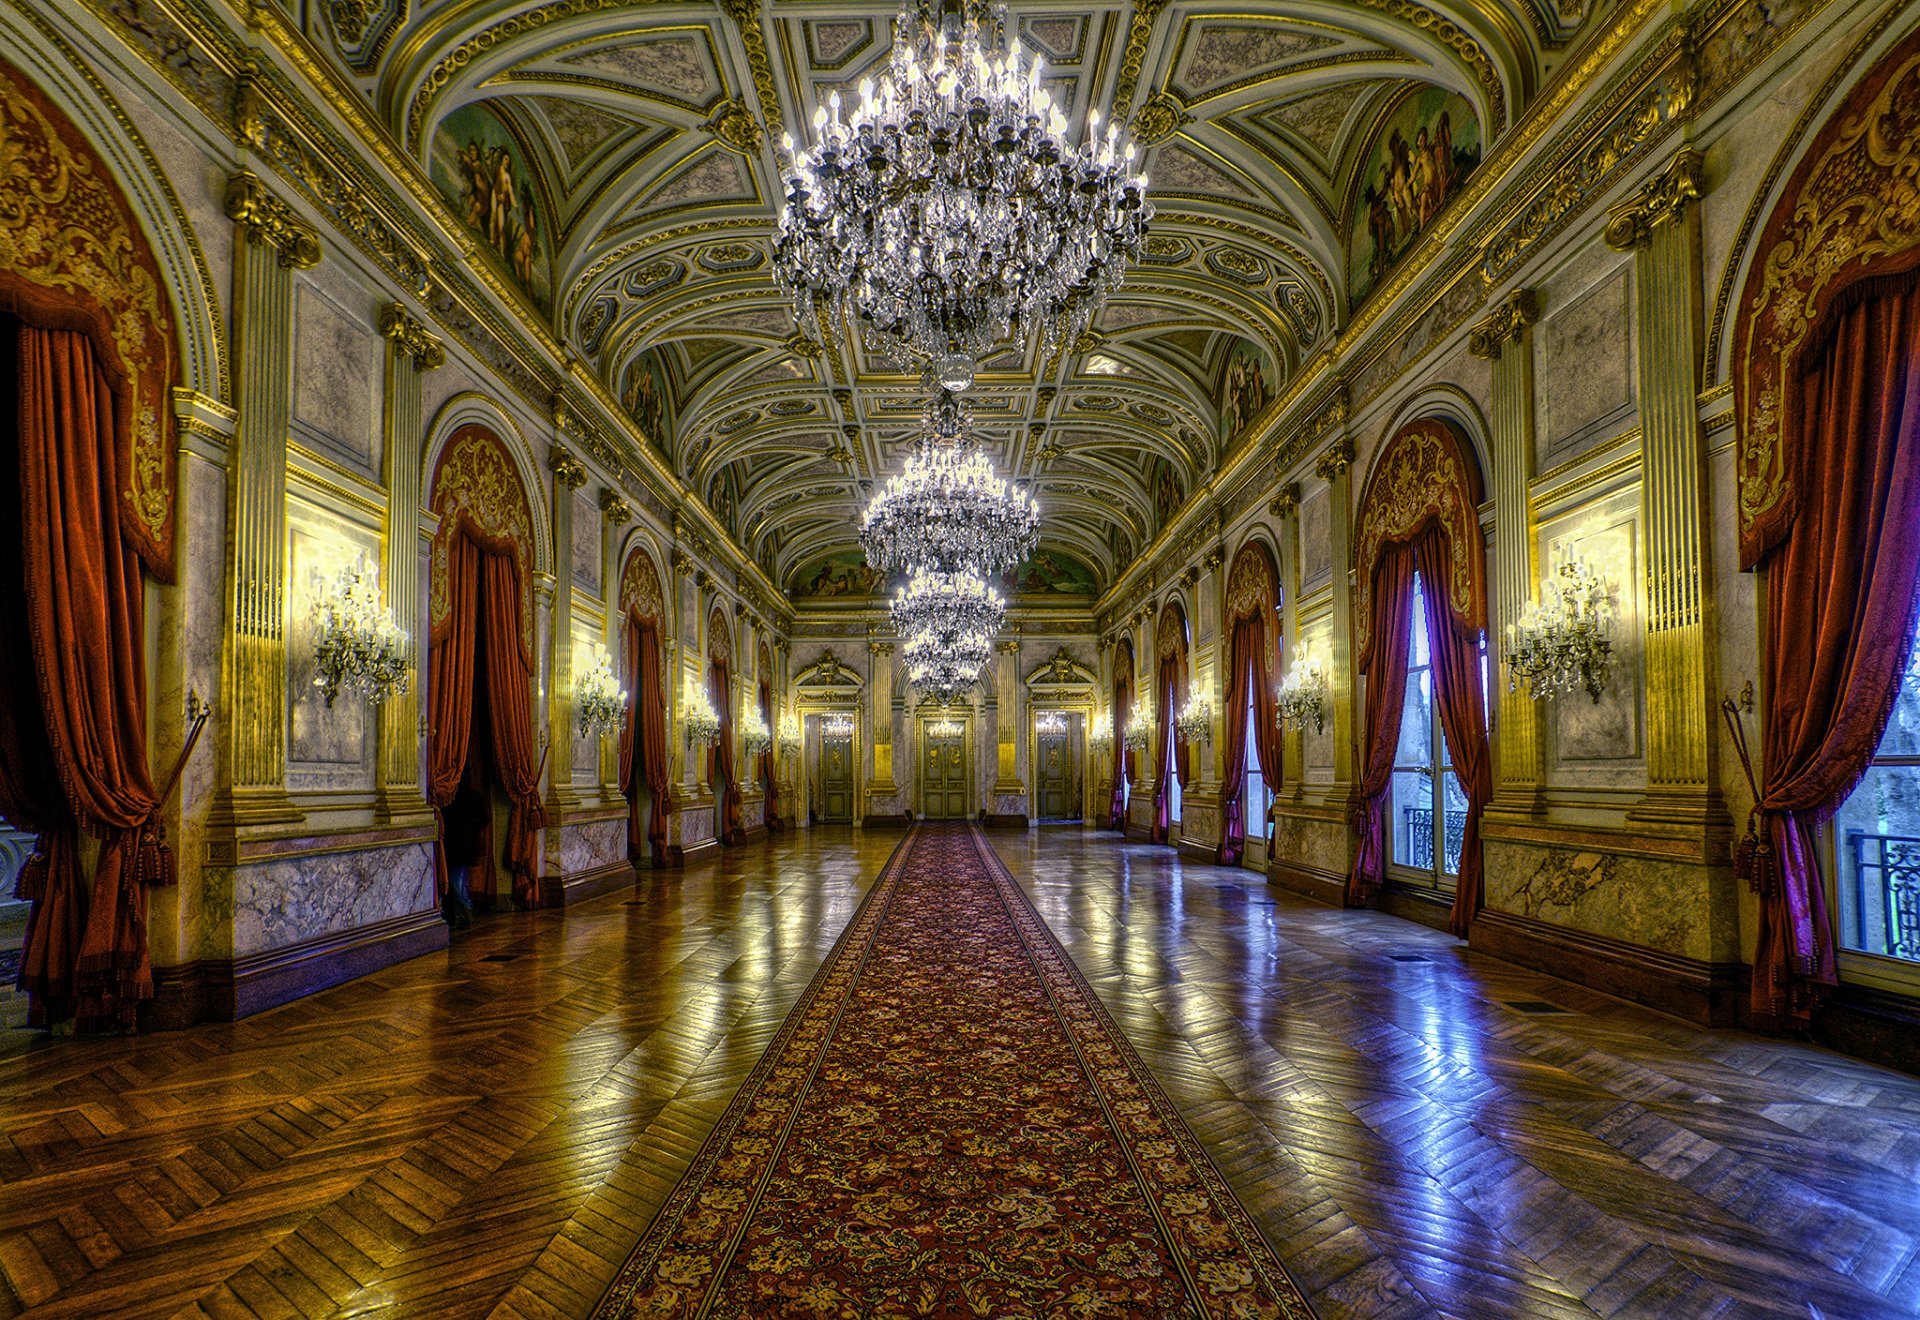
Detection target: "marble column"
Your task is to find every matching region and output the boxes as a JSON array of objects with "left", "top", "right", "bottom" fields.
[
  {"left": 372, "top": 304, "right": 441, "bottom": 825},
  {"left": 992, "top": 637, "right": 1025, "bottom": 809},
  {"left": 1196, "top": 549, "right": 1225, "bottom": 786},
  {"left": 1270, "top": 483, "right": 1303, "bottom": 798},
  {"left": 216, "top": 171, "right": 320, "bottom": 828},
  {"left": 1470, "top": 288, "right": 1547, "bottom": 816},
  {"left": 1316, "top": 435, "right": 1358, "bottom": 797},
  {"left": 544, "top": 449, "right": 588, "bottom": 812},
  {"left": 868, "top": 638, "right": 897, "bottom": 799},
  {"left": 1606, "top": 149, "right": 1719, "bottom": 826}
]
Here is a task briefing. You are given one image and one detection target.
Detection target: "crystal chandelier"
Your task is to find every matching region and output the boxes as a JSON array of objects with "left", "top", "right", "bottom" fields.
[
  {"left": 905, "top": 625, "right": 992, "bottom": 703},
  {"left": 1089, "top": 725, "right": 1113, "bottom": 756},
  {"left": 684, "top": 677, "right": 722, "bottom": 747},
  {"left": 775, "top": 0, "right": 1152, "bottom": 392},
  {"left": 861, "top": 392, "right": 1038, "bottom": 577},
  {"left": 822, "top": 712, "right": 857, "bottom": 739},
  {"left": 1175, "top": 693, "right": 1213, "bottom": 745},
  {"left": 1123, "top": 704, "right": 1152, "bottom": 752},
  {"left": 891, "top": 566, "right": 1004, "bottom": 642},
  {"left": 311, "top": 553, "right": 410, "bottom": 707},
  {"left": 1506, "top": 556, "right": 1616, "bottom": 703},
  {"left": 1034, "top": 711, "right": 1068, "bottom": 736},
  {"left": 1276, "top": 653, "right": 1329, "bottom": 733},
  {"left": 575, "top": 642, "right": 628, "bottom": 738},
  {"left": 740, "top": 707, "right": 773, "bottom": 756},
  {"left": 928, "top": 716, "right": 965, "bottom": 739}
]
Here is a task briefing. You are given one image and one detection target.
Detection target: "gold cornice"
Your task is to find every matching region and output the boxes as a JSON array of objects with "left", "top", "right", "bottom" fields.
[
  {"left": 378, "top": 302, "right": 445, "bottom": 370},
  {"left": 1604, "top": 148, "right": 1706, "bottom": 250},
  {"left": 1467, "top": 287, "right": 1540, "bottom": 359},
  {"left": 549, "top": 446, "right": 589, "bottom": 491},
  {"left": 224, "top": 170, "right": 322, "bottom": 267}
]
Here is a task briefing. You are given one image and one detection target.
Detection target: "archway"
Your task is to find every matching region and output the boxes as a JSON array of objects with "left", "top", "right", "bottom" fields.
[
  {"left": 617, "top": 542, "right": 674, "bottom": 867},
  {"left": 708, "top": 605, "right": 743, "bottom": 845},
  {"left": 1150, "top": 602, "right": 1191, "bottom": 845},
  {"left": 1220, "top": 538, "right": 1283, "bottom": 866},
  {"left": 426, "top": 424, "right": 546, "bottom": 920}
]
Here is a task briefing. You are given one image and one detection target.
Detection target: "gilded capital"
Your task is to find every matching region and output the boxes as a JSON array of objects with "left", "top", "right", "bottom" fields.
[
  {"left": 224, "top": 171, "right": 322, "bottom": 269},
  {"left": 1314, "top": 436, "right": 1355, "bottom": 481},
  {"left": 378, "top": 302, "right": 444, "bottom": 370},
  {"left": 997, "top": 639, "right": 1021, "bottom": 654},
  {"left": 1604, "top": 149, "right": 1705, "bottom": 251},
  {"left": 671, "top": 550, "right": 695, "bottom": 575},
  {"left": 549, "top": 446, "right": 588, "bottom": 491},
  {"left": 870, "top": 640, "right": 895, "bottom": 656},
  {"left": 1269, "top": 481, "right": 1301, "bottom": 519},
  {"left": 598, "top": 488, "right": 633, "bottom": 524},
  {"left": 1468, "top": 287, "right": 1541, "bottom": 359},
  {"left": 1202, "top": 546, "right": 1225, "bottom": 573}
]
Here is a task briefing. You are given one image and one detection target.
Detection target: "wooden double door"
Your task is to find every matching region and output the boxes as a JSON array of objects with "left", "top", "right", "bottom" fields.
[
  {"left": 1035, "top": 726, "right": 1080, "bottom": 822},
  {"left": 819, "top": 734, "right": 854, "bottom": 823},
  {"left": 919, "top": 726, "right": 968, "bottom": 820}
]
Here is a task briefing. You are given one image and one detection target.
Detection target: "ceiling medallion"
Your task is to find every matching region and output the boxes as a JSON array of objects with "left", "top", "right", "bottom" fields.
[
  {"left": 774, "top": 0, "right": 1153, "bottom": 393},
  {"left": 860, "top": 391, "right": 1039, "bottom": 578}
]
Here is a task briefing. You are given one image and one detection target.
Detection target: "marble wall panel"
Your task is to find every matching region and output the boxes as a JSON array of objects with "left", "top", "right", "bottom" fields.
[
  {"left": 1483, "top": 836, "right": 1736, "bottom": 962},
  {"left": 1270, "top": 811, "right": 1349, "bottom": 878},
  {"left": 1540, "top": 488, "right": 1647, "bottom": 786},
  {"left": 231, "top": 841, "right": 435, "bottom": 958},
  {"left": 573, "top": 487, "right": 603, "bottom": 594},
  {"left": 1300, "top": 487, "right": 1332, "bottom": 590},
  {"left": 293, "top": 279, "right": 379, "bottom": 475},
  {"left": 1299, "top": 615, "right": 1335, "bottom": 779},
  {"left": 286, "top": 500, "right": 378, "bottom": 787},
  {"left": 558, "top": 816, "right": 624, "bottom": 876},
  {"left": 1541, "top": 262, "right": 1635, "bottom": 460}
]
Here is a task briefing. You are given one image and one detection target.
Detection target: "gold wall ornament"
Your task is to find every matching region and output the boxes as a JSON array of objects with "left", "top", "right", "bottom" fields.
[
  {"left": 1111, "top": 0, "right": 1174, "bottom": 123},
  {"left": 0, "top": 55, "right": 180, "bottom": 574},
  {"left": 1313, "top": 436, "right": 1355, "bottom": 481},
  {"left": 716, "top": 0, "right": 785, "bottom": 142},
  {"left": 428, "top": 424, "right": 538, "bottom": 656},
  {"left": 1268, "top": 482, "right": 1301, "bottom": 519},
  {"left": 599, "top": 488, "right": 633, "bottom": 525},
  {"left": 378, "top": 301, "right": 444, "bottom": 370},
  {"left": 705, "top": 96, "right": 762, "bottom": 154},
  {"left": 548, "top": 446, "right": 588, "bottom": 491},
  {"left": 1352, "top": 418, "right": 1486, "bottom": 672},
  {"left": 1131, "top": 90, "right": 1191, "bottom": 146},
  {"left": 223, "top": 170, "right": 322, "bottom": 269},
  {"left": 1467, "top": 287, "right": 1541, "bottom": 359},
  {"left": 1734, "top": 27, "right": 1920, "bottom": 567},
  {"left": 1604, "top": 149, "right": 1705, "bottom": 250}
]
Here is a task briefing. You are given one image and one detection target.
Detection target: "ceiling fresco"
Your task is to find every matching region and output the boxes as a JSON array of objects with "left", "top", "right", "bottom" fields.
[{"left": 307, "top": 0, "right": 1593, "bottom": 597}]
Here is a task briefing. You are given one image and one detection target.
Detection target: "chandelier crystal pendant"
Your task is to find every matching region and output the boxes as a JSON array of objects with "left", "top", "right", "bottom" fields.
[
  {"left": 928, "top": 716, "right": 965, "bottom": 739},
  {"left": 905, "top": 624, "right": 992, "bottom": 704},
  {"left": 1034, "top": 711, "right": 1068, "bottom": 736},
  {"left": 683, "top": 678, "right": 722, "bottom": 747},
  {"left": 775, "top": 0, "right": 1152, "bottom": 392},
  {"left": 1276, "top": 653, "right": 1330, "bottom": 733},
  {"left": 1123, "top": 704, "right": 1153, "bottom": 752},
  {"left": 311, "top": 553, "right": 410, "bottom": 708},
  {"left": 890, "top": 566, "right": 1005, "bottom": 642},
  {"left": 861, "top": 392, "right": 1039, "bottom": 577}
]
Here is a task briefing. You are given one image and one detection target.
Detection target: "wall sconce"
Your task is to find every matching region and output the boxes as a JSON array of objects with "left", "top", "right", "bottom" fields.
[
  {"left": 740, "top": 707, "right": 772, "bottom": 756},
  {"left": 777, "top": 711, "right": 803, "bottom": 756},
  {"left": 928, "top": 716, "right": 965, "bottom": 739},
  {"left": 312, "top": 552, "right": 409, "bottom": 707},
  {"left": 1089, "top": 726, "right": 1113, "bottom": 756},
  {"left": 684, "top": 677, "right": 721, "bottom": 747},
  {"left": 1123, "top": 704, "right": 1153, "bottom": 752},
  {"left": 1034, "top": 711, "right": 1068, "bottom": 737},
  {"left": 822, "top": 712, "right": 856, "bottom": 740},
  {"left": 574, "top": 642, "right": 628, "bottom": 738},
  {"left": 1176, "top": 693, "right": 1214, "bottom": 745},
  {"left": 1506, "top": 555, "right": 1616, "bottom": 703},
  {"left": 1276, "top": 652, "right": 1329, "bottom": 733}
]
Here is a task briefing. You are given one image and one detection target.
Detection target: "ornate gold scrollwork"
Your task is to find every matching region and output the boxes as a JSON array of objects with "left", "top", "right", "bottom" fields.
[
  {"left": 224, "top": 170, "right": 322, "bottom": 269},
  {"left": 1467, "top": 287, "right": 1541, "bottom": 360},
  {"left": 1131, "top": 90, "right": 1191, "bottom": 146},
  {"left": 378, "top": 301, "right": 444, "bottom": 370},
  {"left": 1604, "top": 149, "right": 1705, "bottom": 250},
  {"left": 1314, "top": 436, "right": 1355, "bottom": 482},
  {"left": 599, "top": 487, "right": 633, "bottom": 525},
  {"left": 549, "top": 446, "right": 588, "bottom": 491},
  {"left": 1268, "top": 482, "right": 1301, "bottom": 519}
]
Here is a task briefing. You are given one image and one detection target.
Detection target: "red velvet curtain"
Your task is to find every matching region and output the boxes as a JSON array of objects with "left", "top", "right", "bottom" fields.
[
  {"left": 1106, "top": 678, "right": 1130, "bottom": 830},
  {"left": 619, "top": 613, "right": 674, "bottom": 867},
  {"left": 2, "top": 323, "right": 171, "bottom": 1032},
  {"left": 1150, "top": 652, "right": 1187, "bottom": 844},
  {"left": 1751, "top": 272, "right": 1920, "bottom": 1028},
  {"left": 428, "top": 526, "right": 547, "bottom": 906},
  {"left": 759, "top": 679, "right": 780, "bottom": 830},
  {"left": 1219, "top": 613, "right": 1284, "bottom": 865},
  {"left": 1418, "top": 534, "right": 1493, "bottom": 938},
  {"left": 710, "top": 658, "right": 743, "bottom": 844},
  {"left": 1348, "top": 543, "right": 1418, "bottom": 908}
]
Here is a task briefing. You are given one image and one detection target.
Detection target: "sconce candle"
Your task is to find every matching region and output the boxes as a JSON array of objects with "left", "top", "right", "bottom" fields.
[
  {"left": 777, "top": 711, "right": 803, "bottom": 756},
  {"left": 1123, "top": 705, "right": 1153, "bottom": 752},
  {"left": 741, "top": 707, "right": 773, "bottom": 757},
  {"left": 684, "top": 679, "right": 722, "bottom": 747},
  {"left": 1175, "top": 695, "right": 1214, "bottom": 745}
]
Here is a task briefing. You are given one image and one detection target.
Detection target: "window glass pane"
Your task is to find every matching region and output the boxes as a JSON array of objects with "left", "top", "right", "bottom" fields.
[
  {"left": 1396, "top": 669, "right": 1432, "bottom": 767},
  {"left": 1836, "top": 764, "right": 1920, "bottom": 961},
  {"left": 1390, "top": 769, "right": 1431, "bottom": 868},
  {"left": 1410, "top": 573, "right": 1432, "bottom": 668},
  {"left": 1440, "top": 770, "right": 1469, "bottom": 876},
  {"left": 1880, "top": 618, "right": 1920, "bottom": 756}
]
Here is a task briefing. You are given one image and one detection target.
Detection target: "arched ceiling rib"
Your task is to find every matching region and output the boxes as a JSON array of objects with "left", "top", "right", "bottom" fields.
[{"left": 297, "top": 0, "right": 1580, "bottom": 599}]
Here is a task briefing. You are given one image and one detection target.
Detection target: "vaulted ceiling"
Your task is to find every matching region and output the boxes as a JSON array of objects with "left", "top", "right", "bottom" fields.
[{"left": 307, "top": 0, "right": 1595, "bottom": 597}]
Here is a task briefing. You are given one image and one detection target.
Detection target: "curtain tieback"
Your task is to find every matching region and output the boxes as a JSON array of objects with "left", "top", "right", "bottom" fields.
[
  {"left": 134, "top": 813, "right": 176, "bottom": 889},
  {"left": 1737, "top": 808, "right": 1778, "bottom": 898}
]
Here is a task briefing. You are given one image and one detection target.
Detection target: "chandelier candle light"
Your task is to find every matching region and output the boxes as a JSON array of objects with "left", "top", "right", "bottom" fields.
[
  {"left": 777, "top": 711, "right": 803, "bottom": 756},
  {"left": 311, "top": 553, "right": 410, "bottom": 707},
  {"left": 775, "top": 0, "right": 1152, "bottom": 392},
  {"left": 928, "top": 716, "right": 965, "bottom": 740},
  {"left": 1034, "top": 711, "right": 1068, "bottom": 737},
  {"left": 574, "top": 642, "right": 629, "bottom": 739},
  {"left": 822, "top": 712, "right": 856, "bottom": 740},
  {"left": 1506, "top": 555, "right": 1616, "bottom": 703},
  {"left": 1276, "top": 653, "right": 1330, "bottom": 733}
]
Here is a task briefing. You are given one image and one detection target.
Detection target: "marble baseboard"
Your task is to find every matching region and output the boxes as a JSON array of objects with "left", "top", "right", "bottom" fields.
[
  {"left": 1469, "top": 907, "right": 1745, "bottom": 1026},
  {"left": 537, "top": 860, "right": 634, "bottom": 908},
  {"left": 982, "top": 813, "right": 1029, "bottom": 830},
  {"left": 206, "top": 835, "right": 436, "bottom": 960},
  {"left": 1482, "top": 833, "right": 1739, "bottom": 965},
  {"left": 1268, "top": 857, "right": 1346, "bottom": 906}
]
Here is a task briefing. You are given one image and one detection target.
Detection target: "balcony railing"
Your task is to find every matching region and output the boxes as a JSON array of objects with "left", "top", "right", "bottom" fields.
[
  {"left": 1847, "top": 831, "right": 1920, "bottom": 960},
  {"left": 1404, "top": 806, "right": 1467, "bottom": 876}
]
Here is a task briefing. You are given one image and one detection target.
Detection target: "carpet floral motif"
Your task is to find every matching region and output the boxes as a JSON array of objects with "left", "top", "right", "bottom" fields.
[{"left": 595, "top": 824, "right": 1314, "bottom": 1319}]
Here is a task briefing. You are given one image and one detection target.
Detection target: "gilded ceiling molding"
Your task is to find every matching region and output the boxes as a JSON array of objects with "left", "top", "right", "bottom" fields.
[
  {"left": 1348, "top": 0, "right": 1509, "bottom": 130},
  {"left": 716, "top": 0, "right": 785, "bottom": 143},
  {"left": 1131, "top": 89, "right": 1191, "bottom": 146},
  {"left": 1466, "top": 287, "right": 1540, "bottom": 359},
  {"left": 379, "top": 302, "right": 446, "bottom": 370},
  {"left": 1112, "top": 0, "right": 1174, "bottom": 123},
  {"left": 1603, "top": 148, "right": 1705, "bottom": 250},
  {"left": 224, "top": 170, "right": 323, "bottom": 268}
]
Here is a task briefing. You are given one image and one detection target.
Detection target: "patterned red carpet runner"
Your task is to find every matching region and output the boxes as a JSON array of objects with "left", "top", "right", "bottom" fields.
[{"left": 595, "top": 824, "right": 1314, "bottom": 1319}]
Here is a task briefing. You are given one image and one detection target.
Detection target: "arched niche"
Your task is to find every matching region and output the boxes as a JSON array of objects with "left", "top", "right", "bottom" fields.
[
  {"left": 423, "top": 393, "right": 552, "bottom": 576},
  {"left": 428, "top": 423, "right": 541, "bottom": 661}
]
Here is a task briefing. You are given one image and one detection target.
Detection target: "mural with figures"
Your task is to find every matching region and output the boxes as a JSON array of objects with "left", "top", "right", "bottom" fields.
[
  {"left": 1148, "top": 456, "right": 1184, "bottom": 532},
  {"left": 621, "top": 348, "right": 674, "bottom": 449},
  {"left": 1001, "top": 550, "right": 1098, "bottom": 596},
  {"left": 1348, "top": 85, "right": 1480, "bottom": 308},
  {"left": 1219, "top": 339, "right": 1270, "bottom": 443},
  {"left": 430, "top": 102, "right": 553, "bottom": 315},
  {"left": 790, "top": 550, "right": 887, "bottom": 598},
  {"left": 788, "top": 547, "right": 1099, "bottom": 598}
]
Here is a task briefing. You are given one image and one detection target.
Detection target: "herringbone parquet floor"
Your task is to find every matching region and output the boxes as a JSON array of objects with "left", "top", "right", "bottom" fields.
[{"left": 2, "top": 827, "right": 1917, "bottom": 1319}]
